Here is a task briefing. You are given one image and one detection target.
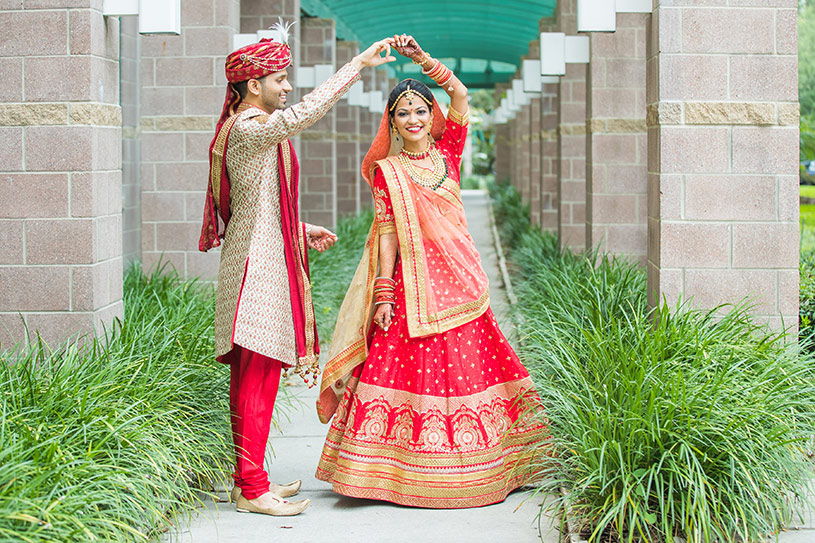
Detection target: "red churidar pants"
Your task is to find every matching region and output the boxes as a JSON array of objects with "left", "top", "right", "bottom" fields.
[{"left": 222, "top": 344, "right": 282, "bottom": 500}]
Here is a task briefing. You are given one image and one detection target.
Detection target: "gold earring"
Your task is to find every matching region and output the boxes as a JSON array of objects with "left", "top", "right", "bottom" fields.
[{"left": 392, "top": 125, "right": 397, "bottom": 135}]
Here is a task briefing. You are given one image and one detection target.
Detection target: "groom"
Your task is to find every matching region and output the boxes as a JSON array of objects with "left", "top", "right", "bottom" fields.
[{"left": 199, "top": 24, "right": 395, "bottom": 516}]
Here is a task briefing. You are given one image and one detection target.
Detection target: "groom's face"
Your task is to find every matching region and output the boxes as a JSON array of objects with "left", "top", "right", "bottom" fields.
[{"left": 248, "top": 70, "right": 293, "bottom": 112}]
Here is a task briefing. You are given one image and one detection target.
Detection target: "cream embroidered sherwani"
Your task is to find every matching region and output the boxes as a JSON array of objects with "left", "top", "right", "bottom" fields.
[{"left": 214, "top": 63, "right": 360, "bottom": 363}]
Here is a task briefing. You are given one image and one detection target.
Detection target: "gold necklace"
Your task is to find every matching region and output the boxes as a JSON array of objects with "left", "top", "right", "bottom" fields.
[
  {"left": 397, "top": 148, "right": 448, "bottom": 190},
  {"left": 401, "top": 140, "right": 432, "bottom": 159}
]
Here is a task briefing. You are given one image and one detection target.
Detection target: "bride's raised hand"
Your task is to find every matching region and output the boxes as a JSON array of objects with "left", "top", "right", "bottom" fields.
[{"left": 391, "top": 34, "right": 426, "bottom": 64}]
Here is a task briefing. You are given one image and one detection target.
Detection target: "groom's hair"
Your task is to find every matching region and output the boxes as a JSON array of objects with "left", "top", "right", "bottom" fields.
[{"left": 387, "top": 79, "right": 434, "bottom": 114}]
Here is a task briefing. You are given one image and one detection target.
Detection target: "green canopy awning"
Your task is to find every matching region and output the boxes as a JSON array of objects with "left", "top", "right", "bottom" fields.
[{"left": 301, "top": 0, "right": 556, "bottom": 87}]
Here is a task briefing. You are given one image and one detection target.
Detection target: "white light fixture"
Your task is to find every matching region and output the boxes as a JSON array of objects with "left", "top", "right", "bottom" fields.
[
  {"left": 578, "top": 0, "right": 652, "bottom": 33},
  {"left": 577, "top": 0, "right": 616, "bottom": 32},
  {"left": 617, "top": 0, "right": 651, "bottom": 12},
  {"left": 346, "top": 80, "right": 364, "bottom": 105},
  {"left": 232, "top": 33, "right": 256, "bottom": 51},
  {"left": 512, "top": 79, "right": 531, "bottom": 106},
  {"left": 541, "top": 33, "right": 590, "bottom": 75},
  {"left": 368, "top": 90, "right": 383, "bottom": 113},
  {"left": 522, "top": 60, "right": 543, "bottom": 93},
  {"left": 565, "top": 36, "right": 590, "bottom": 64},
  {"left": 506, "top": 92, "right": 519, "bottom": 113},
  {"left": 541, "top": 32, "right": 566, "bottom": 75},
  {"left": 138, "top": 0, "right": 180, "bottom": 35},
  {"left": 103, "top": 0, "right": 138, "bottom": 15},
  {"left": 314, "top": 64, "right": 334, "bottom": 87},
  {"left": 296, "top": 67, "right": 315, "bottom": 87}
]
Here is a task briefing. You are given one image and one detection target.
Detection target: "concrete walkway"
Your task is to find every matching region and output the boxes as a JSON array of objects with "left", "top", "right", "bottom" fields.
[{"left": 166, "top": 190, "right": 560, "bottom": 543}]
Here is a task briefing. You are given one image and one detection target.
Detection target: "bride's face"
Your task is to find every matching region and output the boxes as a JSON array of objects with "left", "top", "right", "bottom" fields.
[{"left": 391, "top": 96, "right": 432, "bottom": 147}]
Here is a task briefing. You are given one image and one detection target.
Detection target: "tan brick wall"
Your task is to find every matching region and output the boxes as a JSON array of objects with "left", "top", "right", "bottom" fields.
[
  {"left": 529, "top": 96, "right": 542, "bottom": 226},
  {"left": 0, "top": 4, "right": 123, "bottom": 348},
  {"left": 336, "top": 41, "right": 361, "bottom": 218},
  {"left": 646, "top": 0, "right": 799, "bottom": 330},
  {"left": 554, "top": 0, "right": 586, "bottom": 251},
  {"left": 558, "top": 62, "right": 587, "bottom": 251},
  {"left": 139, "top": 0, "right": 239, "bottom": 279},
  {"left": 121, "top": 17, "right": 141, "bottom": 267},
  {"left": 299, "top": 18, "right": 337, "bottom": 228},
  {"left": 541, "top": 82, "right": 559, "bottom": 233},
  {"left": 586, "top": 13, "right": 649, "bottom": 264}
]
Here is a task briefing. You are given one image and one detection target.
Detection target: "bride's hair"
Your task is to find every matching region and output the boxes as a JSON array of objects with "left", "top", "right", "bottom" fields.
[{"left": 387, "top": 79, "right": 433, "bottom": 114}]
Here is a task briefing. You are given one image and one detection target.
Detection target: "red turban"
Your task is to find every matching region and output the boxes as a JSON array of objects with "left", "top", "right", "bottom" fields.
[{"left": 199, "top": 36, "right": 294, "bottom": 252}]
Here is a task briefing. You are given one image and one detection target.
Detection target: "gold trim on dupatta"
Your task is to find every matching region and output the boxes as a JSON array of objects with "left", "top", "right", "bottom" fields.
[{"left": 317, "top": 221, "right": 380, "bottom": 423}]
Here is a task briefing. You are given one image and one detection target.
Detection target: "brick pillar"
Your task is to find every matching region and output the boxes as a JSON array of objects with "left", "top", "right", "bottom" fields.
[
  {"left": 558, "top": 63, "right": 587, "bottom": 251},
  {"left": 510, "top": 116, "right": 521, "bottom": 194},
  {"left": 336, "top": 40, "right": 360, "bottom": 217},
  {"left": 358, "top": 67, "right": 377, "bottom": 209},
  {"left": 299, "top": 18, "right": 337, "bottom": 228},
  {"left": 529, "top": 96, "right": 542, "bottom": 225},
  {"left": 541, "top": 81, "right": 559, "bottom": 233},
  {"left": 140, "top": 0, "right": 239, "bottom": 279},
  {"left": 121, "top": 17, "right": 141, "bottom": 266},
  {"left": 586, "top": 13, "right": 648, "bottom": 264},
  {"left": 518, "top": 86, "right": 532, "bottom": 205},
  {"left": 646, "top": 1, "right": 799, "bottom": 330},
  {"left": 0, "top": 4, "right": 123, "bottom": 347},
  {"left": 493, "top": 83, "right": 511, "bottom": 184},
  {"left": 555, "top": 0, "right": 586, "bottom": 251}
]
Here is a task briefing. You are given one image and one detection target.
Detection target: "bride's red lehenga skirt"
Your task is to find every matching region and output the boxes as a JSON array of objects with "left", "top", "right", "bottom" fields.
[{"left": 316, "top": 259, "right": 548, "bottom": 508}]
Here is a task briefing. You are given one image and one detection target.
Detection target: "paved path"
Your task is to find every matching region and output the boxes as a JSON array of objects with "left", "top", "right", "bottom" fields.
[{"left": 166, "top": 190, "right": 560, "bottom": 543}]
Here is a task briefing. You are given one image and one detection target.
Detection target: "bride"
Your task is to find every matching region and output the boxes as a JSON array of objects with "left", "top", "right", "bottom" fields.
[{"left": 315, "top": 35, "right": 548, "bottom": 508}]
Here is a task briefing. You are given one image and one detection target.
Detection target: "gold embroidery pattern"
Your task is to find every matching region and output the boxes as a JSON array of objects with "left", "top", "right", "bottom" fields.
[
  {"left": 316, "top": 378, "right": 548, "bottom": 508},
  {"left": 214, "top": 64, "right": 361, "bottom": 362},
  {"left": 447, "top": 105, "right": 470, "bottom": 127},
  {"left": 373, "top": 187, "right": 395, "bottom": 226}
]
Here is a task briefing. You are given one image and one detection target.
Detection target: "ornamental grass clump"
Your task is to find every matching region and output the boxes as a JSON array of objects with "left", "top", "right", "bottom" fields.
[
  {"left": 490, "top": 181, "right": 815, "bottom": 543},
  {"left": 0, "top": 264, "right": 234, "bottom": 542}
]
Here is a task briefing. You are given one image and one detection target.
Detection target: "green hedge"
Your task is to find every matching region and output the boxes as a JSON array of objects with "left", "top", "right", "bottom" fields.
[
  {"left": 0, "top": 265, "right": 231, "bottom": 542},
  {"left": 490, "top": 181, "right": 815, "bottom": 543},
  {"left": 0, "top": 210, "right": 372, "bottom": 542}
]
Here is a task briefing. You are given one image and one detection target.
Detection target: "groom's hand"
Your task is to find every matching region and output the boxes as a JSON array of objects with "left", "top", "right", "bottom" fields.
[
  {"left": 307, "top": 225, "right": 338, "bottom": 252},
  {"left": 351, "top": 39, "right": 396, "bottom": 70}
]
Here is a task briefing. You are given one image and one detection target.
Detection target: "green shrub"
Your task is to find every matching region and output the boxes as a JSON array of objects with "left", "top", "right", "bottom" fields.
[
  {"left": 488, "top": 179, "right": 532, "bottom": 252},
  {"left": 0, "top": 264, "right": 234, "bottom": 542},
  {"left": 491, "top": 182, "right": 815, "bottom": 543},
  {"left": 0, "top": 207, "right": 373, "bottom": 542}
]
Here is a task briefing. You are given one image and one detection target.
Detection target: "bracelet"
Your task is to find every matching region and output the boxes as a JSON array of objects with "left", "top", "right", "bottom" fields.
[
  {"left": 421, "top": 58, "right": 454, "bottom": 91},
  {"left": 374, "top": 300, "right": 395, "bottom": 306}
]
